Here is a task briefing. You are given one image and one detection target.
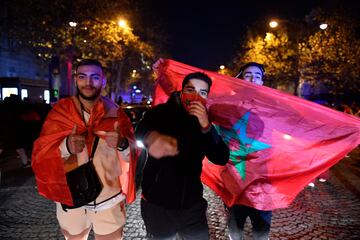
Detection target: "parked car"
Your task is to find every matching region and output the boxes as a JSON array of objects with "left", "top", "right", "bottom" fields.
[
  {"left": 121, "top": 104, "right": 151, "bottom": 128},
  {"left": 121, "top": 104, "right": 151, "bottom": 188}
]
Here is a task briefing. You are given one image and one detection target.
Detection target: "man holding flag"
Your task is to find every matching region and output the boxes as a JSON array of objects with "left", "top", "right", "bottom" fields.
[
  {"left": 227, "top": 62, "right": 272, "bottom": 240},
  {"left": 136, "top": 72, "right": 229, "bottom": 239},
  {"left": 150, "top": 58, "right": 360, "bottom": 240}
]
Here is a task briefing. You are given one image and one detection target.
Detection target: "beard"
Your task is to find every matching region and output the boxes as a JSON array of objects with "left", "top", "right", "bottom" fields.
[{"left": 76, "top": 86, "right": 102, "bottom": 101}]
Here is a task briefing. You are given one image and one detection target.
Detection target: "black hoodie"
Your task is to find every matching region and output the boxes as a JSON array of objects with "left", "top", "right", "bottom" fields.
[{"left": 136, "top": 92, "right": 229, "bottom": 210}]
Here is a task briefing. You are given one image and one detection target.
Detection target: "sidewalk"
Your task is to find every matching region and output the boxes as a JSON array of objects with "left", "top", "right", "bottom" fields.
[
  {"left": 331, "top": 148, "right": 360, "bottom": 198},
  {"left": 0, "top": 152, "right": 34, "bottom": 187},
  {"left": 1, "top": 176, "right": 360, "bottom": 239}
]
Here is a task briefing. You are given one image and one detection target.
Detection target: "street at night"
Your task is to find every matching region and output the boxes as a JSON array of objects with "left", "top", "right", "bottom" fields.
[
  {"left": 1, "top": 0, "right": 360, "bottom": 239},
  {"left": 0, "top": 148, "right": 359, "bottom": 239}
]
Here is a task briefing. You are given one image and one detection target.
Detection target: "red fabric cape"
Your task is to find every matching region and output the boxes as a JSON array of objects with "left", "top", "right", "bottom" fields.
[
  {"left": 32, "top": 96, "right": 137, "bottom": 205},
  {"left": 152, "top": 58, "right": 360, "bottom": 210}
]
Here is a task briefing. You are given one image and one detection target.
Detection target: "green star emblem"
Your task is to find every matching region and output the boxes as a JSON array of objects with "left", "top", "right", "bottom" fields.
[{"left": 214, "top": 111, "right": 271, "bottom": 180}]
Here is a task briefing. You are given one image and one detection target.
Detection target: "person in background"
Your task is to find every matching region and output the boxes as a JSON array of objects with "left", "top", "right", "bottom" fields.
[{"left": 229, "top": 62, "right": 272, "bottom": 240}]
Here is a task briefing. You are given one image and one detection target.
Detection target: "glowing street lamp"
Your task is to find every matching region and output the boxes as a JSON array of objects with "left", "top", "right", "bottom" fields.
[
  {"left": 319, "top": 23, "right": 328, "bottom": 30},
  {"left": 69, "top": 21, "right": 77, "bottom": 27},
  {"left": 118, "top": 19, "right": 127, "bottom": 28},
  {"left": 67, "top": 21, "right": 77, "bottom": 96},
  {"left": 269, "top": 20, "right": 278, "bottom": 28},
  {"left": 219, "top": 65, "right": 225, "bottom": 70}
]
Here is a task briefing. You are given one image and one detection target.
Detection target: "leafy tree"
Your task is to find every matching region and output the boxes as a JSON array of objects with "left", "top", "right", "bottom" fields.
[
  {"left": 1, "top": 0, "right": 161, "bottom": 98},
  {"left": 298, "top": 7, "right": 360, "bottom": 95},
  {"left": 231, "top": 3, "right": 360, "bottom": 98},
  {"left": 233, "top": 30, "right": 298, "bottom": 91}
]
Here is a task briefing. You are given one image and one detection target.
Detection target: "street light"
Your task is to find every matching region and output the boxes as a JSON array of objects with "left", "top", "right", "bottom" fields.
[
  {"left": 118, "top": 19, "right": 127, "bottom": 28},
  {"left": 269, "top": 20, "right": 279, "bottom": 28},
  {"left": 67, "top": 21, "right": 77, "bottom": 96},
  {"left": 319, "top": 23, "right": 328, "bottom": 30},
  {"left": 69, "top": 21, "right": 77, "bottom": 27},
  {"left": 219, "top": 65, "right": 225, "bottom": 70}
]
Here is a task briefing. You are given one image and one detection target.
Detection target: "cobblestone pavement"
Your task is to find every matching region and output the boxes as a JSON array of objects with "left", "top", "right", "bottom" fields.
[
  {"left": 0, "top": 175, "right": 359, "bottom": 239},
  {"left": 1, "top": 150, "right": 360, "bottom": 239}
]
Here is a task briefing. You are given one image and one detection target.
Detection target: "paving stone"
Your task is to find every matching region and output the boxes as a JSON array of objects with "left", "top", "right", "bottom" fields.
[{"left": 1, "top": 159, "right": 360, "bottom": 239}]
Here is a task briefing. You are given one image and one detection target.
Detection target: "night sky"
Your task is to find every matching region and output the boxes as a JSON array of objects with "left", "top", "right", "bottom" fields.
[{"left": 140, "top": 0, "right": 319, "bottom": 71}]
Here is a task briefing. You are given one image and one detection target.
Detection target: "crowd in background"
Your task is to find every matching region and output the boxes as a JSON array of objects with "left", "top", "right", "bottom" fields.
[
  {"left": 0, "top": 94, "right": 51, "bottom": 166},
  {"left": 0, "top": 92, "right": 358, "bottom": 167}
]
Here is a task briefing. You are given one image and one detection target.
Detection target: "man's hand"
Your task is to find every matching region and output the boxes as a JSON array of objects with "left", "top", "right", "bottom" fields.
[
  {"left": 96, "top": 121, "right": 124, "bottom": 148},
  {"left": 188, "top": 101, "right": 210, "bottom": 128},
  {"left": 145, "top": 131, "right": 179, "bottom": 159},
  {"left": 67, "top": 125, "right": 86, "bottom": 154}
]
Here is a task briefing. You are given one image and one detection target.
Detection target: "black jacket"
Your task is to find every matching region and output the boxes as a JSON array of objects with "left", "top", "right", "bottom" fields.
[{"left": 136, "top": 92, "right": 229, "bottom": 209}]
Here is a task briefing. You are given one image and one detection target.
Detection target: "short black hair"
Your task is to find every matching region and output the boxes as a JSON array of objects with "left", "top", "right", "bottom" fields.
[
  {"left": 236, "top": 62, "right": 265, "bottom": 78},
  {"left": 75, "top": 59, "right": 104, "bottom": 72},
  {"left": 182, "top": 72, "right": 212, "bottom": 92}
]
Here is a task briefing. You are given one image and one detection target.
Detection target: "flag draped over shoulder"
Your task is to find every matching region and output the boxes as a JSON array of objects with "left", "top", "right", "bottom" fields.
[
  {"left": 32, "top": 96, "right": 137, "bottom": 205},
  {"left": 152, "top": 58, "right": 360, "bottom": 210}
]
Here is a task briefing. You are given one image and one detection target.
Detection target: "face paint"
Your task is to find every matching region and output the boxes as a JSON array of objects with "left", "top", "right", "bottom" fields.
[{"left": 180, "top": 92, "right": 207, "bottom": 112}]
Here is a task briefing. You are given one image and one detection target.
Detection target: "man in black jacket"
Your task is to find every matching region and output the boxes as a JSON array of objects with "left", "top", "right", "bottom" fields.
[{"left": 136, "top": 72, "right": 229, "bottom": 239}]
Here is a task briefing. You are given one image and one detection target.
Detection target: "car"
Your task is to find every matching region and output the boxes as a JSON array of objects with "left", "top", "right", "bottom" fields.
[
  {"left": 121, "top": 104, "right": 151, "bottom": 188},
  {"left": 121, "top": 104, "right": 151, "bottom": 128}
]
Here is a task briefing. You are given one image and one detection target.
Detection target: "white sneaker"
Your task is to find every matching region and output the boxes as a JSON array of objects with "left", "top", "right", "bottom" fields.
[
  {"left": 308, "top": 182, "right": 315, "bottom": 187},
  {"left": 319, "top": 178, "right": 327, "bottom": 182}
]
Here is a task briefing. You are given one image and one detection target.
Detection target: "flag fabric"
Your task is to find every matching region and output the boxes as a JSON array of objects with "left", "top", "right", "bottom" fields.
[{"left": 152, "top": 58, "right": 360, "bottom": 210}]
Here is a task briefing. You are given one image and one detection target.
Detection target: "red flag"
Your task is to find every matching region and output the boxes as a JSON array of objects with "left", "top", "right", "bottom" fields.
[
  {"left": 152, "top": 59, "right": 360, "bottom": 210},
  {"left": 32, "top": 97, "right": 138, "bottom": 205}
]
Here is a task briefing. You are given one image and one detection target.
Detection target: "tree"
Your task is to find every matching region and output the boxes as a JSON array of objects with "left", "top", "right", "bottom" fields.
[
  {"left": 2, "top": 0, "right": 161, "bottom": 99},
  {"left": 298, "top": 7, "right": 360, "bottom": 95},
  {"left": 233, "top": 29, "right": 298, "bottom": 91},
  {"left": 231, "top": 2, "right": 360, "bottom": 98}
]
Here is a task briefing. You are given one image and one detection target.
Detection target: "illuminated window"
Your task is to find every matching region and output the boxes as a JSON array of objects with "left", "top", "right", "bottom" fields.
[
  {"left": 2, "top": 88, "right": 18, "bottom": 99},
  {"left": 44, "top": 90, "right": 50, "bottom": 104},
  {"left": 21, "top": 89, "right": 28, "bottom": 100}
]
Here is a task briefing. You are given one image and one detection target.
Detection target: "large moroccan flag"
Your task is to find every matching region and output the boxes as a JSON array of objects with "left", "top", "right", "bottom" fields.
[{"left": 152, "top": 58, "right": 360, "bottom": 210}]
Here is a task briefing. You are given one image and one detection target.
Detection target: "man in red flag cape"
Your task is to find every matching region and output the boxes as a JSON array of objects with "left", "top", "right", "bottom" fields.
[
  {"left": 32, "top": 59, "right": 137, "bottom": 240},
  {"left": 151, "top": 58, "right": 360, "bottom": 214}
]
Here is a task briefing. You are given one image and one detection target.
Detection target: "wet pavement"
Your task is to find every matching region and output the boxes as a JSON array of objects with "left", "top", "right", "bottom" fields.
[{"left": 0, "top": 149, "right": 360, "bottom": 239}]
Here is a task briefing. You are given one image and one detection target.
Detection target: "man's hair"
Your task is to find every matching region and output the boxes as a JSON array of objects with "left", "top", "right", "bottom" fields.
[
  {"left": 75, "top": 59, "right": 104, "bottom": 72},
  {"left": 181, "top": 72, "right": 212, "bottom": 91},
  {"left": 236, "top": 62, "right": 265, "bottom": 78}
]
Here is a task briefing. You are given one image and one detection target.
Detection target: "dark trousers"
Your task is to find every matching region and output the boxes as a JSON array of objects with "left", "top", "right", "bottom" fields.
[
  {"left": 227, "top": 205, "right": 272, "bottom": 240},
  {"left": 141, "top": 198, "right": 209, "bottom": 240}
]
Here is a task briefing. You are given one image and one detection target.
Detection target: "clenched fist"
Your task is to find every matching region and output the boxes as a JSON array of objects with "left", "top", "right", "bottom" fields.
[{"left": 145, "top": 131, "right": 179, "bottom": 159}]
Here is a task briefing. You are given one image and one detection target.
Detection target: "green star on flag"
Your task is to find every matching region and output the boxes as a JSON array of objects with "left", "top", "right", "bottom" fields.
[{"left": 214, "top": 112, "right": 271, "bottom": 180}]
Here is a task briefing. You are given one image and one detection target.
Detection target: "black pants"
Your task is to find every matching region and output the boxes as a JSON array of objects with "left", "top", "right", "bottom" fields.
[
  {"left": 227, "top": 205, "right": 272, "bottom": 240},
  {"left": 141, "top": 198, "right": 209, "bottom": 240}
]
